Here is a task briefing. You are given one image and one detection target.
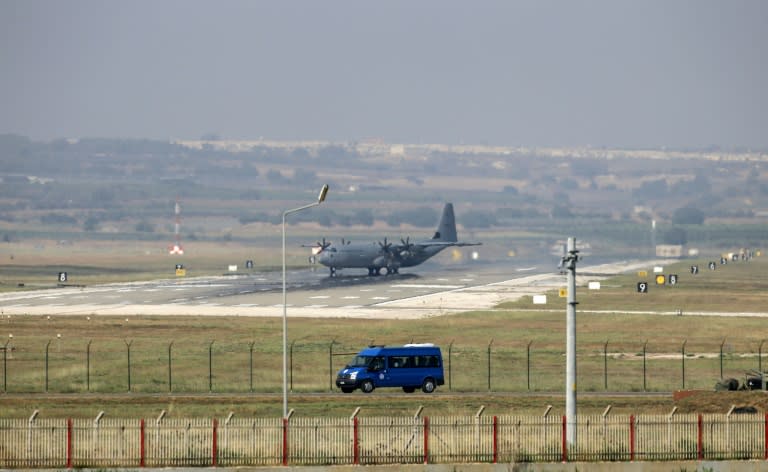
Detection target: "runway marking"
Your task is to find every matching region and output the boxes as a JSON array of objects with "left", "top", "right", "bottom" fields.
[
  {"left": 169, "top": 298, "right": 189, "bottom": 303},
  {"left": 371, "top": 297, "right": 390, "bottom": 300},
  {"left": 194, "top": 296, "right": 207, "bottom": 300},
  {"left": 236, "top": 304, "right": 259, "bottom": 307},
  {"left": 306, "top": 304, "right": 328, "bottom": 308},
  {"left": 341, "top": 305, "right": 362, "bottom": 309},
  {"left": 7, "top": 304, "right": 29, "bottom": 307},
  {"left": 310, "top": 295, "right": 331, "bottom": 299},
  {"left": 117, "top": 289, "right": 134, "bottom": 293},
  {"left": 359, "top": 289, "right": 374, "bottom": 292},
  {"left": 342, "top": 296, "right": 360, "bottom": 300},
  {"left": 390, "top": 284, "right": 463, "bottom": 289},
  {"left": 273, "top": 304, "right": 293, "bottom": 307}
]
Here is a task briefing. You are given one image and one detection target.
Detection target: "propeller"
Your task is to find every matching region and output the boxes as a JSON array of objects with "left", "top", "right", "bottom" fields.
[
  {"left": 316, "top": 237, "right": 331, "bottom": 250},
  {"left": 399, "top": 237, "right": 415, "bottom": 258},
  {"left": 303, "top": 237, "right": 331, "bottom": 254},
  {"left": 378, "top": 237, "right": 393, "bottom": 253}
]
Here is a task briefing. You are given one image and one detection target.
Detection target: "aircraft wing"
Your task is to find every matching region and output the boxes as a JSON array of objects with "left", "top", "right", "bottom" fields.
[{"left": 410, "top": 241, "right": 482, "bottom": 249}]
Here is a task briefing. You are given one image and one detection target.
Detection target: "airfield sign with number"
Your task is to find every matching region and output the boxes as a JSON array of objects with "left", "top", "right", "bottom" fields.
[{"left": 668, "top": 274, "right": 678, "bottom": 285}]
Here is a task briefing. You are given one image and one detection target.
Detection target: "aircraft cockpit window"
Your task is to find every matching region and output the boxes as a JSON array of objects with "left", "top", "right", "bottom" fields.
[{"left": 329, "top": 247, "right": 337, "bottom": 252}]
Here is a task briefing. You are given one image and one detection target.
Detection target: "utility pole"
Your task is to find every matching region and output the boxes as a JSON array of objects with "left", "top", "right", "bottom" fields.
[{"left": 561, "top": 237, "right": 579, "bottom": 451}]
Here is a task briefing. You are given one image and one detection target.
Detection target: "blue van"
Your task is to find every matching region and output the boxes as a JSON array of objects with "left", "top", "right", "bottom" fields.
[{"left": 335, "top": 344, "right": 444, "bottom": 394}]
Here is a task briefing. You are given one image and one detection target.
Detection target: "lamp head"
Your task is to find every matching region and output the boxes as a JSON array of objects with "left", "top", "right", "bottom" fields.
[{"left": 317, "top": 184, "right": 329, "bottom": 203}]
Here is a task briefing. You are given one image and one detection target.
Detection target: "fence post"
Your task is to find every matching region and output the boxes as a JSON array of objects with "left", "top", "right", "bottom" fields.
[
  {"left": 561, "top": 415, "right": 567, "bottom": 462},
  {"left": 487, "top": 339, "right": 493, "bottom": 392},
  {"left": 125, "top": 340, "right": 132, "bottom": 392},
  {"left": 140, "top": 418, "right": 145, "bottom": 467},
  {"left": 764, "top": 413, "right": 767, "bottom": 460},
  {"left": 66, "top": 418, "right": 73, "bottom": 468},
  {"left": 527, "top": 340, "right": 533, "bottom": 390},
  {"left": 353, "top": 416, "right": 359, "bottom": 465},
  {"left": 681, "top": 339, "right": 687, "bottom": 390},
  {"left": 448, "top": 340, "right": 454, "bottom": 391},
  {"left": 249, "top": 341, "right": 255, "bottom": 392},
  {"left": 282, "top": 417, "right": 289, "bottom": 466},
  {"left": 629, "top": 414, "right": 635, "bottom": 461},
  {"left": 492, "top": 415, "right": 498, "bottom": 463},
  {"left": 697, "top": 414, "right": 703, "bottom": 460},
  {"left": 212, "top": 418, "right": 218, "bottom": 467},
  {"left": 86, "top": 340, "right": 92, "bottom": 392},
  {"left": 168, "top": 341, "right": 173, "bottom": 393},
  {"left": 290, "top": 340, "right": 296, "bottom": 392},
  {"left": 45, "top": 340, "right": 51, "bottom": 392},
  {"left": 604, "top": 339, "right": 609, "bottom": 390},
  {"left": 329, "top": 338, "right": 338, "bottom": 392},
  {"left": 3, "top": 337, "right": 10, "bottom": 392},
  {"left": 642, "top": 340, "right": 648, "bottom": 392},
  {"left": 208, "top": 340, "right": 214, "bottom": 392},
  {"left": 423, "top": 416, "right": 429, "bottom": 464},
  {"left": 719, "top": 338, "right": 726, "bottom": 379}
]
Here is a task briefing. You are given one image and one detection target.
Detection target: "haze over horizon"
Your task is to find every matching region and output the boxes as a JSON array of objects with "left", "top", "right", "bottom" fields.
[{"left": 1, "top": 1, "right": 766, "bottom": 149}]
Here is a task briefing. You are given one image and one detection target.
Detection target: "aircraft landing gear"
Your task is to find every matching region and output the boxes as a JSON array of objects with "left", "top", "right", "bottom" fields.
[
  {"left": 329, "top": 267, "right": 337, "bottom": 277},
  {"left": 367, "top": 266, "right": 399, "bottom": 276}
]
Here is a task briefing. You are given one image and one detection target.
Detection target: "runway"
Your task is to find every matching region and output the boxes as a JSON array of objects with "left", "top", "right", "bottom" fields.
[{"left": 0, "top": 259, "right": 662, "bottom": 319}]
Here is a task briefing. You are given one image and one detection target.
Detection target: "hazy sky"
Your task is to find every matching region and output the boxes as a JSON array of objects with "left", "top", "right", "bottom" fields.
[{"left": 1, "top": 1, "right": 766, "bottom": 148}]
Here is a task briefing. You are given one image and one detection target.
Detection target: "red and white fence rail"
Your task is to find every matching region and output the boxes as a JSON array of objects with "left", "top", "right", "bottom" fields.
[{"left": 1, "top": 414, "right": 766, "bottom": 467}]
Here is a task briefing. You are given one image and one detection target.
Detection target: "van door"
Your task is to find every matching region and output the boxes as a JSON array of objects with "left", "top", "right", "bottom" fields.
[{"left": 379, "top": 355, "right": 422, "bottom": 388}]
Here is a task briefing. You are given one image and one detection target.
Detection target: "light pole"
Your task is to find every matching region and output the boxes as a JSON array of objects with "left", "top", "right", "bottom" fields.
[{"left": 282, "top": 184, "right": 329, "bottom": 418}]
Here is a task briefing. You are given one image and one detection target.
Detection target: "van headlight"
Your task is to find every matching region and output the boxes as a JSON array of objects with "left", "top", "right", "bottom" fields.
[{"left": 349, "top": 371, "right": 358, "bottom": 380}]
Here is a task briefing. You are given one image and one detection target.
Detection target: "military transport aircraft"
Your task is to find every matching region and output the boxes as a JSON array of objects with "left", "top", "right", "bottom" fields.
[{"left": 308, "top": 203, "right": 480, "bottom": 277}]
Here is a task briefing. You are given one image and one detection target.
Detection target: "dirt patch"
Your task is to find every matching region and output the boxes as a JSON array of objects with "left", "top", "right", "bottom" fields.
[{"left": 674, "top": 390, "right": 768, "bottom": 413}]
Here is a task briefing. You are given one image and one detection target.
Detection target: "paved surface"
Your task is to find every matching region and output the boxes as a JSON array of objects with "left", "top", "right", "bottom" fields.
[{"left": 0, "top": 259, "right": 669, "bottom": 319}]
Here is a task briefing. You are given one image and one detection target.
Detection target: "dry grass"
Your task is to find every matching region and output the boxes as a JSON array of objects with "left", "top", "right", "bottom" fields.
[{"left": 1, "top": 250, "right": 767, "bottom": 419}]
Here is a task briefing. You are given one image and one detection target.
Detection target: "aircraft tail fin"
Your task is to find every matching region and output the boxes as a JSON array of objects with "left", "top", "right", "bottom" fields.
[{"left": 431, "top": 203, "right": 458, "bottom": 242}]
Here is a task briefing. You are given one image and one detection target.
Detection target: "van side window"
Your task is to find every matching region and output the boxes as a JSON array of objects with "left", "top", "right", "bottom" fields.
[
  {"left": 427, "top": 355, "right": 439, "bottom": 367},
  {"left": 369, "top": 356, "right": 385, "bottom": 371},
  {"left": 388, "top": 356, "right": 407, "bottom": 368}
]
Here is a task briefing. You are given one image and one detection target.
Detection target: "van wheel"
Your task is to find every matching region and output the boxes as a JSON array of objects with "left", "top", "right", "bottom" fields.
[
  {"left": 341, "top": 387, "right": 354, "bottom": 393},
  {"left": 360, "top": 380, "right": 375, "bottom": 393},
  {"left": 402, "top": 386, "right": 415, "bottom": 393},
  {"left": 421, "top": 378, "right": 436, "bottom": 393}
]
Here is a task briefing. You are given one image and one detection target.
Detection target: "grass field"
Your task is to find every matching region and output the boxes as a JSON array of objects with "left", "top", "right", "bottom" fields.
[{"left": 0, "top": 249, "right": 766, "bottom": 419}]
